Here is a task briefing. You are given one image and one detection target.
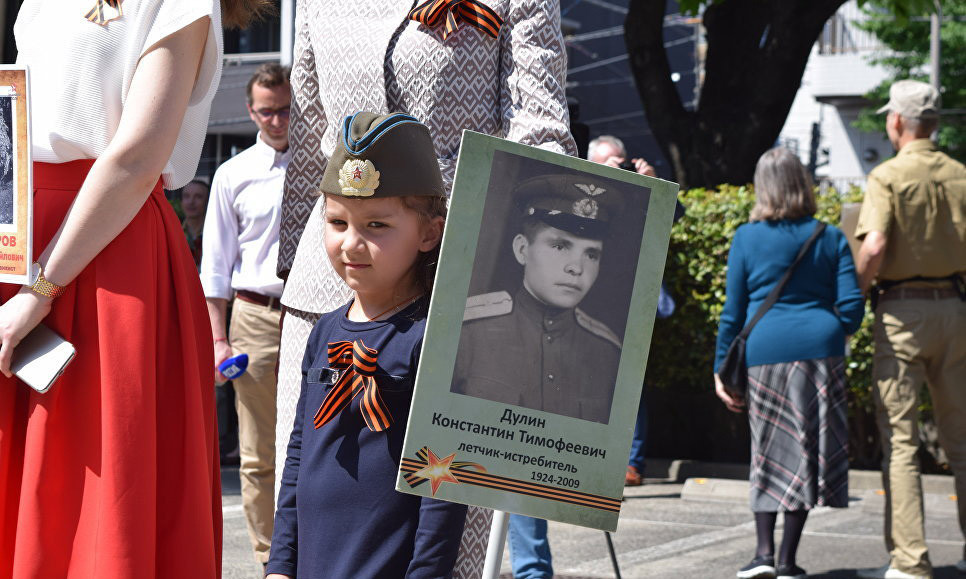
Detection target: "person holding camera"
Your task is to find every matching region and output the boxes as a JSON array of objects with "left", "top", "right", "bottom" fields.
[{"left": 587, "top": 135, "right": 656, "bottom": 178}]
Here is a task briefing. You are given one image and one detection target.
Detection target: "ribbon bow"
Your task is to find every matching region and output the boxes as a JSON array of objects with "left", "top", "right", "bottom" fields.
[
  {"left": 313, "top": 340, "right": 393, "bottom": 432},
  {"left": 85, "top": 0, "right": 123, "bottom": 25},
  {"left": 407, "top": 0, "right": 503, "bottom": 40}
]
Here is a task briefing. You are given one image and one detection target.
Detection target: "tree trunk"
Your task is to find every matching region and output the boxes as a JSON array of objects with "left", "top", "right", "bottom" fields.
[{"left": 625, "top": 0, "right": 847, "bottom": 189}]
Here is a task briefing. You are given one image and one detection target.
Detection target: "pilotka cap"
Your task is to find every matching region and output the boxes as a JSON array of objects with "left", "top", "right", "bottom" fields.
[{"left": 321, "top": 111, "right": 445, "bottom": 199}]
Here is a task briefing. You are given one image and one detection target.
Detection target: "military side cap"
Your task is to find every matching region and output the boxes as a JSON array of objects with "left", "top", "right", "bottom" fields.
[
  {"left": 321, "top": 111, "right": 445, "bottom": 198},
  {"left": 514, "top": 174, "right": 623, "bottom": 239},
  {"left": 877, "top": 80, "right": 940, "bottom": 119}
]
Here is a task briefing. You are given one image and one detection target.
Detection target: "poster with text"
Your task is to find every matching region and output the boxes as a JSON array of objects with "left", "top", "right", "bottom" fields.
[
  {"left": 396, "top": 131, "right": 679, "bottom": 531},
  {"left": 0, "top": 66, "right": 32, "bottom": 285}
]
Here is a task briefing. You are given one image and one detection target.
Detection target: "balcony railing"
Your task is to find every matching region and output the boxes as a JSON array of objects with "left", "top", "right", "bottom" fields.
[{"left": 817, "top": 3, "right": 883, "bottom": 55}]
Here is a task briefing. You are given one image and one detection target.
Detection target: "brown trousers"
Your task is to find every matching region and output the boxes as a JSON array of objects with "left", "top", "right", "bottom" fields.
[
  {"left": 873, "top": 296, "right": 966, "bottom": 576},
  {"left": 229, "top": 298, "right": 282, "bottom": 565}
]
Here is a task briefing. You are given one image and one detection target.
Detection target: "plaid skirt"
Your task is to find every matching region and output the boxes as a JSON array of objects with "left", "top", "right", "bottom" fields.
[{"left": 747, "top": 357, "right": 849, "bottom": 512}]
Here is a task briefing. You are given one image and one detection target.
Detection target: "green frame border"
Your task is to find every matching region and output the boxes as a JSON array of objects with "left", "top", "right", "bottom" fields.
[{"left": 397, "top": 131, "right": 678, "bottom": 531}]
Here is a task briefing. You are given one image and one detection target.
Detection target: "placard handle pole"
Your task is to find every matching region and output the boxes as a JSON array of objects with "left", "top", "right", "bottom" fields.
[
  {"left": 480, "top": 510, "right": 510, "bottom": 579},
  {"left": 604, "top": 531, "right": 623, "bottom": 579}
]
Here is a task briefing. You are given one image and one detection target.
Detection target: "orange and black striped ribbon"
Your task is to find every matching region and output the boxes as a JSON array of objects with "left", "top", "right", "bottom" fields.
[
  {"left": 407, "top": 0, "right": 503, "bottom": 40},
  {"left": 401, "top": 446, "right": 623, "bottom": 513},
  {"left": 85, "top": 0, "right": 122, "bottom": 25},
  {"left": 313, "top": 340, "right": 392, "bottom": 432}
]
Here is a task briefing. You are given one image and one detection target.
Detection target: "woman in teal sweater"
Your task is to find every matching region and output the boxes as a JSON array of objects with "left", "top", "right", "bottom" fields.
[{"left": 714, "top": 148, "right": 864, "bottom": 579}]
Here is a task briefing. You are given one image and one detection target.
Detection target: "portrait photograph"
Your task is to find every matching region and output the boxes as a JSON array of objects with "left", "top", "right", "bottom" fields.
[
  {"left": 0, "top": 92, "right": 15, "bottom": 227},
  {"left": 397, "top": 132, "right": 678, "bottom": 531},
  {"left": 0, "top": 67, "right": 34, "bottom": 284},
  {"left": 450, "top": 150, "right": 649, "bottom": 425}
]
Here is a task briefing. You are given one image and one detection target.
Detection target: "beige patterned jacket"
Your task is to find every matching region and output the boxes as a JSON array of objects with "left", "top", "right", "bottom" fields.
[{"left": 278, "top": 0, "right": 576, "bottom": 314}]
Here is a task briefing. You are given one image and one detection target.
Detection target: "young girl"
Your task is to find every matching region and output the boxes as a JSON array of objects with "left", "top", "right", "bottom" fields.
[{"left": 265, "top": 112, "right": 467, "bottom": 579}]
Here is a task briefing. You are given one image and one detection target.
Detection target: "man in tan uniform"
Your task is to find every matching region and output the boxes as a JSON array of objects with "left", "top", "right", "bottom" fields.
[{"left": 855, "top": 80, "right": 966, "bottom": 579}]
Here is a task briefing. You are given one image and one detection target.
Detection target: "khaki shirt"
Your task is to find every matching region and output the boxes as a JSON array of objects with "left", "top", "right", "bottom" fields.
[{"left": 855, "top": 138, "right": 966, "bottom": 281}]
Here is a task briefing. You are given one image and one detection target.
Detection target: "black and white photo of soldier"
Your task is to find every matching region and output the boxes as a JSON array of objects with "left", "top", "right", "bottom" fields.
[
  {"left": 0, "top": 95, "right": 13, "bottom": 226},
  {"left": 451, "top": 151, "right": 649, "bottom": 424}
]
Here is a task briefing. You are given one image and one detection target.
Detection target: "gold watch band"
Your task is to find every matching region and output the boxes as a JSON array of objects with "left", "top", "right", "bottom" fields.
[{"left": 28, "top": 262, "right": 66, "bottom": 299}]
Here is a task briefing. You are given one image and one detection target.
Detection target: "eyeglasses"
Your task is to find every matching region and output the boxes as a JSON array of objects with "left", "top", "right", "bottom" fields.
[{"left": 252, "top": 107, "right": 291, "bottom": 120}]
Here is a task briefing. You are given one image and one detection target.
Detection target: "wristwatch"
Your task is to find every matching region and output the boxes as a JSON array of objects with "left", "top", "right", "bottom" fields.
[{"left": 28, "top": 262, "right": 66, "bottom": 299}]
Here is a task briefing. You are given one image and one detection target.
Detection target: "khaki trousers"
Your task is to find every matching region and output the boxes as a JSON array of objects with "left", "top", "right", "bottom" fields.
[
  {"left": 229, "top": 298, "right": 282, "bottom": 564},
  {"left": 873, "top": 296, "right": 966, "bottom": 576}
]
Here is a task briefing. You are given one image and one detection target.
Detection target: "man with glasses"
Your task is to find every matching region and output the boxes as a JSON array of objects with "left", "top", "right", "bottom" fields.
[{"left": 200, "top": 62, "right": 291, "bottom": 568}]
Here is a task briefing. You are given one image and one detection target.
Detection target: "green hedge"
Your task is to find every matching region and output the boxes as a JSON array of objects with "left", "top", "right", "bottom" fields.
[
  {"left": 645, "top": 184, "right": 869, "bottom": 395},
  {"left": 642, "top": 184, "right": 957, "bottom": 471}
]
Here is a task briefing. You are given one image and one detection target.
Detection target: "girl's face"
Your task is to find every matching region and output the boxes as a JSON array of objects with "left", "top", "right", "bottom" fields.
[{"left": 324, "top": 195, "right": 443, "bottom": 302}]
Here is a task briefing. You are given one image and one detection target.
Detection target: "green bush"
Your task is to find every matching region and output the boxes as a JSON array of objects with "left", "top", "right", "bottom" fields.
[
  {"left": 645, "top": 184, "right": 882, "bottom": 462},
  {"left": 645, "top": 184, "right": 960, "bottom": 471}
]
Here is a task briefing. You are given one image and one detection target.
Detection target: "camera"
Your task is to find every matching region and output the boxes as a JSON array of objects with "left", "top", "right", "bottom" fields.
[{"left": 618, "top": 161, "right": 636, "bottom": 172}]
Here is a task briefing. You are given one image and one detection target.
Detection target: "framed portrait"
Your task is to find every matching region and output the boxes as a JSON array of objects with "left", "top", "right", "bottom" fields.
[
  {"left": 0, "top": 66, "right": 32, "bottom": 284},
  {"left": 396, "top": 131, "right": 679, "bottom": 531}
]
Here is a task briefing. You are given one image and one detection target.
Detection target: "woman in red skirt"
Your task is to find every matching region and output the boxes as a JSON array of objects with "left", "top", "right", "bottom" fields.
[{"left": 0, "top": 1, "right": 267, "bottom": 577}]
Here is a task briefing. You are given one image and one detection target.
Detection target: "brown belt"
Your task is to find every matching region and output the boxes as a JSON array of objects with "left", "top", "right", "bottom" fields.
[
  {"left": 878, "top": 287, "right": 959, "bottom": 303},
  {"left": 235, "top": 289, "right": 282, "bottom": 311}
]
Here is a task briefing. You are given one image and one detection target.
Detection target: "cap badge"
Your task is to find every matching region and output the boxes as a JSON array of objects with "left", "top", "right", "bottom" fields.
[
  {"left": 339, "top": 159, "right": 380, "bottom": 197},
  {"left": 575, "top": 183, "right": 605, "bottom": 197},
  {"left": 573, "top": 198, "right": 599, "bottom": 219}
]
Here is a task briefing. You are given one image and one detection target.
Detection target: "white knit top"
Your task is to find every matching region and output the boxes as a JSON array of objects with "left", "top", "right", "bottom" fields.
[{"left": 14, "top": 0, "right": 223, "bottom": 189}]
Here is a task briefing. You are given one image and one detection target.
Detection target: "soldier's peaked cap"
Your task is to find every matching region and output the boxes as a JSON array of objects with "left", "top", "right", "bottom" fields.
[
  {"left": 321, "top": 111, "right": 445, "bottom": 199},
  {"left": 514, "top": 173, "right": 623, "bottom": 240}
]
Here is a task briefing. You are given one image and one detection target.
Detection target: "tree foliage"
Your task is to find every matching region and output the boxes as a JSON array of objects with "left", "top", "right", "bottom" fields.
[
  {"left": 625, "top": 0, "right": 948, "bottom": 189},
  {"left": 853, "top": 0, "right": 965, "bottom": 161}
]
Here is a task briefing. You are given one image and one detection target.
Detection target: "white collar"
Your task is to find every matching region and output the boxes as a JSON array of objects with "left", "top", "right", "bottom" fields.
[{"left": 254, "top": 132, "right": 291, "bottom": 167}]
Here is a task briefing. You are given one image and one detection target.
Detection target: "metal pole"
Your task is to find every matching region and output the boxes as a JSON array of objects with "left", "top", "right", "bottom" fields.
[
  {"left": 215, "top": 133, "right": 223, "bottom": 173},
  {"left": 930, "top": 0, "right": 942, "bottom": 142},
  {"left": 481, "top": 511, "right": 511, "bottom": 579},
  {"left": 604, "top": 532, "right": 623, "bottom": 579},
  {"left": 280, "top": 0, "right": 296, "bottom": 67},
  {"left": 929, "top": 0, "right": 941, "bottom": 93}
]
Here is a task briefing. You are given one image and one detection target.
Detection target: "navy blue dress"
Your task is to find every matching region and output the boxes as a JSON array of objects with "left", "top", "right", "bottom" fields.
[{"left": 267, "top": 298, "right": 467, "bottom": 578}]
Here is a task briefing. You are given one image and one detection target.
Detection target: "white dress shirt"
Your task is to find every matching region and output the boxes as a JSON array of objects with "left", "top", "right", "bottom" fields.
[{"left": 201, "top": 135, "right": 288, "bottom": 299}]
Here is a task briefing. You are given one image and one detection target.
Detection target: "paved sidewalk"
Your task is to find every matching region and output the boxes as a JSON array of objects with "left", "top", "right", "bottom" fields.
[{"left": 221, "top": 462, "right": 962, "bottom": 578}]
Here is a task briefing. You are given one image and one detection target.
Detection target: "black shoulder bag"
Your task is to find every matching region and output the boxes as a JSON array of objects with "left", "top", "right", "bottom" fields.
[{"left": 718, "top": 222, "right": 827, "bottom": 399}]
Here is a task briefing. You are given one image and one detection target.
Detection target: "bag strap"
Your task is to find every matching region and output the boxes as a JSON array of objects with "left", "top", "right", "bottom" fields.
[{"left": 737, "top": 222, "right": 827, "bottom": 339}]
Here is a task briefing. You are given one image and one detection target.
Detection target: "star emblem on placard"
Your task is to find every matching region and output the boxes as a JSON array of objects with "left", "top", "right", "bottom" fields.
[{"left": 411, "top": 448, "right": 459, "bottom": 495}]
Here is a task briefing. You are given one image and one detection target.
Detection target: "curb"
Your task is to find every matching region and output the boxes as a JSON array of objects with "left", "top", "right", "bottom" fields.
[
  {"left": 656, "top": 460, "right": 958, "bottom": 505},
  {"left": 646, "top": 459, "right": 955, "bottom": 494}
]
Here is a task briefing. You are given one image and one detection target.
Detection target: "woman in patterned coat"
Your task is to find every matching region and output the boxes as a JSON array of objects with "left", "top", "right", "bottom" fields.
[{"left": 275, "top": 1, "right": 575, "bottom": 576}]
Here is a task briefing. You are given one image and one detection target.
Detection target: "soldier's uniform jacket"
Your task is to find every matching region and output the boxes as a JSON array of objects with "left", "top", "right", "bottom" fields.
[
  {"left": 452, "top": 288, "right": 622, "bottom": 424},
  {"left": 855, "top": 138, "right": 966, "bottom": 281}
]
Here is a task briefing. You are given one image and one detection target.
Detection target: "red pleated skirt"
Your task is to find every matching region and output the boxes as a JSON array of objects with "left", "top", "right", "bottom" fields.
[{"left": 0, "top": 160, "right": 221, "bottom": 578}]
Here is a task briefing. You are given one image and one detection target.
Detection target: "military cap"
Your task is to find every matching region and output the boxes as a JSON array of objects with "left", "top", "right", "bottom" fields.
[
  {"left": 514, "top": 173, "right": 623, "bottom": 239},
  {"left": 877, "top": 80, "right": 940, "bottom": 119},
  {"left": 321, "top": 111, "right": 445, "bottom": 198}
]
